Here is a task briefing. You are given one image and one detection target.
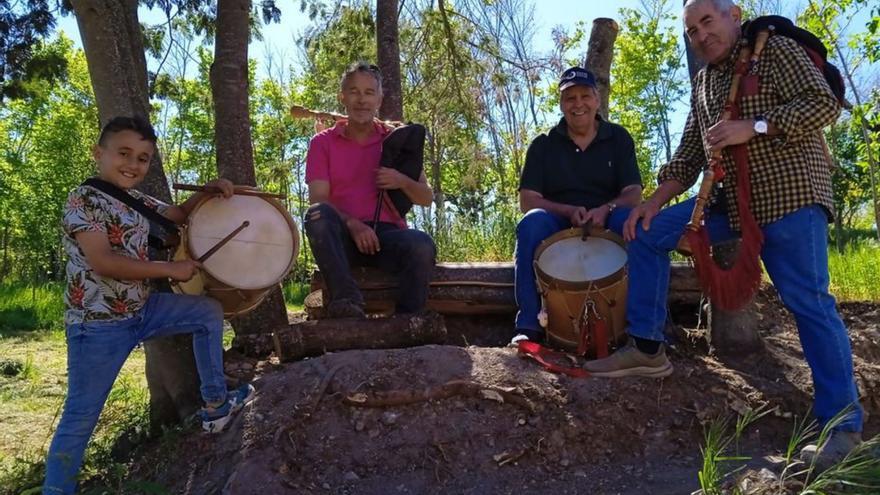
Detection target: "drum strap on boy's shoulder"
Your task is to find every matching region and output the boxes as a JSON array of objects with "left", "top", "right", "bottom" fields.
[{"left": 81, "top": 178, "right": 179, "bottom": 249}]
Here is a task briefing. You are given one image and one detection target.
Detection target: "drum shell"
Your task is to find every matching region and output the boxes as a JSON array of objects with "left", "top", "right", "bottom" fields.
[
  {"left": 534, "top": 228, "right": 628, "bottom": 355},
  {"left": 172, "top": 191, "right": 299, "bottom": 317}
]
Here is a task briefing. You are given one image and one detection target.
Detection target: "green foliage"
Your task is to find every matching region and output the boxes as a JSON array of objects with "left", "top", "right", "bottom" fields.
[
  {"left": 609, "top": 0, "right": 687, "bottom": 192},
  {"left": 0, "top": 283, "right": 65, "bottom": 335},
  {"left": 0, "top": 34, "right": 98, "bottom": 283},
  {"left": 828, "top": 241, "right": 880, "bottom": 301}
]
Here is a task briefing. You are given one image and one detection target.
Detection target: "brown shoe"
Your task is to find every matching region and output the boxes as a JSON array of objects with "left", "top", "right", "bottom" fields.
[
  {"left": 800, "top": 430, "right": 862, "bottom": 471},
  {"left": 582, "top": 339, "right": 673, "bottom": 378}
]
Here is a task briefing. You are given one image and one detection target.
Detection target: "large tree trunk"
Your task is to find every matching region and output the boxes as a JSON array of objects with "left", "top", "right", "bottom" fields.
[
  {"left": 236, "top": 311, "right": 448, "bottom": 361},
  {"left": 71, "top": 0, "right": 202, "bottom": 431},
  {"left": 376, "top": 0, "right": 403, "bottom": 121},
  {"left": 211, "top": 0, "right": 290, "bottom": 347},
  {"left": 583, "top": 18, "right": 619, "bottom": 120}
]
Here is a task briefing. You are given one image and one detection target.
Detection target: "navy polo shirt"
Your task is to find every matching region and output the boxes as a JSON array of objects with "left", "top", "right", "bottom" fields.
[{"left": 519, "top": 117, "right": 642, "bottom": 210}]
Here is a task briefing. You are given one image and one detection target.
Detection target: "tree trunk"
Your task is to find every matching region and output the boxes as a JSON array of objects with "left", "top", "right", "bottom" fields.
[
  {"left": 236, "top": 311, "right": 447, "bottom": 361},
  {"left": 706, "top": 240, "right": 762, "bottom": 354},
  {"left": 211, "top": 0, "right": 290, "bottom": 346},
  {"left": 71, "top": 0, "right": 201, "bottom": 430},
  {"left": 376, "top": 0, "right": 403, "bottom": 121},
  {"left": 583, "top": 18, "right": 619, "bottom": 120}
]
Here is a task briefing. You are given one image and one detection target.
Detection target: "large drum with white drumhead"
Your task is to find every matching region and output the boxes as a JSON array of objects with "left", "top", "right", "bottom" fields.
[
  {"left": 534, "top": 227, "right": 628, "bottom": 357},
  {"left": 173, "top": 191, "right": 299, "bottom": 317}
]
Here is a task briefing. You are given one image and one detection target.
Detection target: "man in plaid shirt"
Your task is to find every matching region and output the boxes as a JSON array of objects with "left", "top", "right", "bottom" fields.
[{"left": 583, "top": 0, "right": 863, "bottom": 467}]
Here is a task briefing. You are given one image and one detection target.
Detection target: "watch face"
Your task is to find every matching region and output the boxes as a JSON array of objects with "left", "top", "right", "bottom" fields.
[{"left": 755, "top": 119, "right": 768, "bottom": 134}]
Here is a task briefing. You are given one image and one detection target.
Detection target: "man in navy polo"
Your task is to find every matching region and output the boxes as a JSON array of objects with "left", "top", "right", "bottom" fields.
[{"left": 512, "top": 67, "right": 643, "bottom": 345}]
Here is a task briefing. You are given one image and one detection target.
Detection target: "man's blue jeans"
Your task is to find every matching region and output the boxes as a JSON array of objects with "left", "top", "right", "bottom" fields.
[
  {"left": 514, "top": 207, "right": 630, "bottom": 335},
  {"left": 627, "top": 198, "right": 862, "bottom": 432},
  {"left": 43, "top": 293, "right": 227, "bottom": 494}
]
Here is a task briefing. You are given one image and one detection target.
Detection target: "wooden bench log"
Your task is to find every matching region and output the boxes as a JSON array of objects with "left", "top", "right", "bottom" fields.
[
  {"left": 234, "top": 311, "right": 447, "bottom": 361},
  {"left": 308, "top": 261, "right": 703, "bottom": 317}
]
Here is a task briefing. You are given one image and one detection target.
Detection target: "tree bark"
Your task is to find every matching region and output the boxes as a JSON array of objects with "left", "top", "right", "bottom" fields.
[
  {"left": 236, "top": 311, "right": 447, "bottom": 361},
  {"left": 376, "top": 0, "right": 403, "bottom": 121},
  {"left": 211, "top": 0, "right": 290, "bottom": 346},
  {"left": 71, "top": 0, "right": 201, "bottom": 430},
  {"left": 309, "top": 262, "right": 705, "bottom": 316},
  {"left": 583, "top": 18, "right": 619, "bottom": 120},
  {"left": 706, "top": 240, "right": 762, "bottom": 354}
]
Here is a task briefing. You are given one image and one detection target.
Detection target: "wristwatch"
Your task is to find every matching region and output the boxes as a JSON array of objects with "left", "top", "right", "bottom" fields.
[{"left": 753, "top": 115, "right": 768, "bottom": 135}]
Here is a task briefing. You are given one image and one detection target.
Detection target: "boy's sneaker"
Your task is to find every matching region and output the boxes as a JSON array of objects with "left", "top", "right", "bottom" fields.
[
  {"left": 199, "top": 383, "right": 256, "bottom": 433},
  {"left": 582, "top": 339, "right": 673, "bottom": 378}
]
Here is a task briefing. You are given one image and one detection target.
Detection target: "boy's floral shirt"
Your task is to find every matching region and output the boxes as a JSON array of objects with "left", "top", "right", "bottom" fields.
[{"left": 62, "top": 184, "right": 170, "bottom": 325}]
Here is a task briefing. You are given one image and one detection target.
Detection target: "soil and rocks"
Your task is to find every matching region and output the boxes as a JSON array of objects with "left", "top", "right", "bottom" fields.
[{"left": 131, "top": 287, "right": 880, "bottom": 494}]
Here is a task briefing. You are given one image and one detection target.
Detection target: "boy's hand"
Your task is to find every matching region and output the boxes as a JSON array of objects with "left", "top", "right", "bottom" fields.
[
  {"left": 205, "top": 178, "right": 235, "bottom": 198},
  {"left": 166, "top": 260, "right": 202, "bottom": 282}
]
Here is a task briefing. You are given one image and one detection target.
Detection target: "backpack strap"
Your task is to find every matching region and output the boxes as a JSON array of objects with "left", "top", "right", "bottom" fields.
[{"left": 82, "top": 178, "right": 179, "bottom": 249}]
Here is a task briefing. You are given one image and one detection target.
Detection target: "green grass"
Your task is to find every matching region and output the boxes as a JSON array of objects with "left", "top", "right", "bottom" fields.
[
  {"left": 697, "top": 407, "right": 880, "bottom": 495},
  {"left": 0, "top": 283, "right": 66, "bottom": 337},
  {"left": 0, "top": 283, "right": 151, "bottom": 494},
  {"left": 828, "top": 241, "right": 880, "bottom": 302}
]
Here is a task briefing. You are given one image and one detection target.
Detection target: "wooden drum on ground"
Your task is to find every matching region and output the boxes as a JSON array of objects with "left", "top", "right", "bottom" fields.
[
  {"left": 534, "top": 228, "right": 628, "bottom": 358},
  {"left": 173, "top": 191, "right": 299, "bottom": 317}
]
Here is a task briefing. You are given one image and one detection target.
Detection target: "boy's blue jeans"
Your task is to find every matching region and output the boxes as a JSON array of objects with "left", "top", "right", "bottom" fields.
[
  {"left": 43, "top": 293, "right": 226, "bottom": 494},
  {"left": 625, "top": 198, "right": 861, "bottom": 432}
]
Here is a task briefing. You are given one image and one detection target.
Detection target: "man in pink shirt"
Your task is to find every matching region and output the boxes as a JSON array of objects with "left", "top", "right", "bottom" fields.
[{"left": 305, "top": 62, "right": 436, "bottom": 318}]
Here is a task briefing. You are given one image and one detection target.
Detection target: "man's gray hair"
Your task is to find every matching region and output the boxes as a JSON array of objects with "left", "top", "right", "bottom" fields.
[
  {"left": 683, "top": 0, "right": 736, "bottom": 14},
  {"left": 340, "top": 62, "right": 383, "bottom": 94}
]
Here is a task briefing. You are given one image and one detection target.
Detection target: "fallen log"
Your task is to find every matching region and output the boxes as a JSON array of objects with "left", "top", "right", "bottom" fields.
[
  {"left": 234, "top": 311, "right": 447, "bottom": 361},
  {"left": 309, "top": 261, "right": 703, "bottom": 317}
]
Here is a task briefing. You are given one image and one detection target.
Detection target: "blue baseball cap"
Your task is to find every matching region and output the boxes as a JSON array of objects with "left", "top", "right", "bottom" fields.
[{"left": 558, "top": 67, "right": 597, "bottom": 92}]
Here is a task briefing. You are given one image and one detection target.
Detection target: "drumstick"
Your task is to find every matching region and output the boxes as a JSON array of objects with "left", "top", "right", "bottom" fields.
[
  {"left": 197, "top": 221, "right": 250, "bottom": 263},
  {"left": 173, "top": 183, "right": 287, "bottom": 200}
]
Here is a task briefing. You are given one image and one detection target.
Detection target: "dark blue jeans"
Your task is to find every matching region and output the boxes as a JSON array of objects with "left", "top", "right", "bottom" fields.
[
  {"left": 627, "top": 198, "right": 862, "bottom": 432},
  {"left": 304, "top": 203, "right": 436, "bottom": 313},
  {"left": 44, "top": 293, "right": 226, "bottom": 494}
]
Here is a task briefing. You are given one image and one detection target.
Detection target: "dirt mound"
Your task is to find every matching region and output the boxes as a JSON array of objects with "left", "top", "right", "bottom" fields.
[{"left": 132, "top": 290, "right": 880, "bottom": 494}]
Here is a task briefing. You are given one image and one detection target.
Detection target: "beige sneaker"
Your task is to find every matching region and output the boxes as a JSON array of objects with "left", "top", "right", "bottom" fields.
[
  {"left": 800, "top": 430, "right": 862, "bottom": 471},
  {"left": 582, "top": 339, "right": 673, "bottom": 378}
]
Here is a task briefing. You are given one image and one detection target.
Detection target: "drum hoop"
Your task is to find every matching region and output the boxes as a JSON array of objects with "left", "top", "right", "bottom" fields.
[
  {"left": 186, "top": 189, "right": 300, "bottom": 289},
  {"left": 533, "top": 228, "right": 627, "bottom": 290}
]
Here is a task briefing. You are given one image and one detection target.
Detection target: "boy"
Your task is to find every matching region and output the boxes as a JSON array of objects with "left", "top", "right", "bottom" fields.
[{"left": 43, "top": 116, "right": 254, "bottom": 494}]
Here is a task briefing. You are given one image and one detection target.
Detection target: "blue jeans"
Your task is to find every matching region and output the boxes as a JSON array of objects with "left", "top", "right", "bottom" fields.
[
  {"left": 627, "top": 198, "right": 862, "bottom": 431},
  {"left": 43, "top": 293, "right": 227, "bottom": 494},
  {"left": 305, "top": 203, "right": 436, "bottom": 313},
  {"left": 514, "top": 207, "right": 630, "bottom": 334}
]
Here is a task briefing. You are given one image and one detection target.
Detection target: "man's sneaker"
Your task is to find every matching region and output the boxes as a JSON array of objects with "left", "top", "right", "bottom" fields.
[
  {"left": 800, "top": 430, "right": 862, "bottom": 471},
  {"left": 326, "top": 299, "right": 366, "bottom": 319},
  {"left": 199, "top": 383, "right": 256, "bottom": 433},
  {"left": 582, "top": 339, "right": 673, "bottom": 378},
  {"left": 509, "top": 329, "right": 544, "bottom": 347}
]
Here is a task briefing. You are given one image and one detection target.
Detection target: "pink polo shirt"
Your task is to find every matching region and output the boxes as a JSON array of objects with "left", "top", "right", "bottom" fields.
[{"left": 306, "top": 121, "right": 406, "bottom": 228}]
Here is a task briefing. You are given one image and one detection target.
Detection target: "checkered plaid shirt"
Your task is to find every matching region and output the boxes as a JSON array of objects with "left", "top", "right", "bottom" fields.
[{"left": 658, "top": 35, "right": 841, "bottom": 230}]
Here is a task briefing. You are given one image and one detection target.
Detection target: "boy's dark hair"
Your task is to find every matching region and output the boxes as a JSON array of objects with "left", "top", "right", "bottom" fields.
[{"left": 98, "top": 116, "right": 158, "bottom": 146}]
